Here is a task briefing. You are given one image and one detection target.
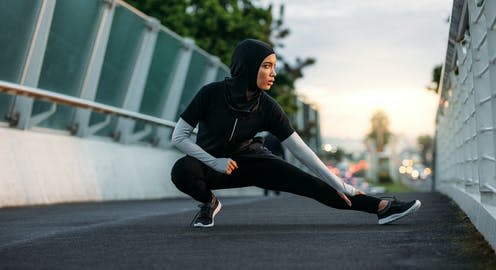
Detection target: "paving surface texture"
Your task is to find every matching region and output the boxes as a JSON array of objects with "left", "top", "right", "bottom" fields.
[{"left": 1, "top": 192, "right": 495, "bottom": 270}]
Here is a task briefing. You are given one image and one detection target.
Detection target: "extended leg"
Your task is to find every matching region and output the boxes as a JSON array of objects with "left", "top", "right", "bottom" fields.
[{"left": 230, "top": 157, "right": 381, "bottom": 213}]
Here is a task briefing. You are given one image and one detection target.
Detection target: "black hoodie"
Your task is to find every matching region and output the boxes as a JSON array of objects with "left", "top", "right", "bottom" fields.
[
  {"left": 225, "top": 39, "right": 274, "bottom": 118},
  {"left": 179, "top": 39, "right": 294, "bottom": 158}
]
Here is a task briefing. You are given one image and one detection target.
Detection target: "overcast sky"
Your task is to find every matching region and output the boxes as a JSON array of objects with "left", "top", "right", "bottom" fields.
[{"left": 262, "top": 0, "right": 452, "bottom": 145}]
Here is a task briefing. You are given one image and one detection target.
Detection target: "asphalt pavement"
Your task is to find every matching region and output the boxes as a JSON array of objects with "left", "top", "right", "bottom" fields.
[{"left": 1, "top": 192, "right": 495, "bottom": 270}]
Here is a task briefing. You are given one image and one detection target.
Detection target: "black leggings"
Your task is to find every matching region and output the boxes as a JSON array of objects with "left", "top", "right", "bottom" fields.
[{"left": 170, "top": 155, "right": 381, "bottom": 214}]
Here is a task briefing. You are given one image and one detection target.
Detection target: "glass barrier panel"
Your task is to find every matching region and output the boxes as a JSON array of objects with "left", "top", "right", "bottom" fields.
[
  {"left": 175, "top": 49, "right": 209, "bottom": 120},
  {"left": 216, "top": 67, "right": 229, "bottom": 82},
  {"left": 133, "top": 32, "right": 182, "bottom": 141},
  {"left": 138, "top": 32, "right": 181, "bottom": 118},
  {"left": 33, "top": 0, "right": 103, "bottom": 130},
  {"left": 0, "top": 0, "right": 41, "bottom": 121},
  {"left": 90, "top": 5, "right": 145, "bottom": 137}
]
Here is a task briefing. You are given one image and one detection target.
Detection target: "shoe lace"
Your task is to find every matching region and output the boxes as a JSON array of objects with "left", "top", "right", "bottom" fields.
[
  {"left": 379, "top": 196, "right": 398, "bottom": 202},
  {"left": 197, "top": 203, "right": 212, "bottom": 218},
  {"left": 380, "top": 196, "right": 410, "bottom": 207}
]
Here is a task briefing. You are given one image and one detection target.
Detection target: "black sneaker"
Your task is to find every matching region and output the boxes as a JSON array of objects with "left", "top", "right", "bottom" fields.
[
  {"left": 191, "top": 196, "right": 222, "bottom": 228},
  {"left": 377, "top": 197, "right": 421, "bottom": 225}
]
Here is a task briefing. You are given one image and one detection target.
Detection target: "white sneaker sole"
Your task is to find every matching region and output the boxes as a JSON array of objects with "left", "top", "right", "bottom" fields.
[
  {"left": 193, "top": 201, "right": 222, "bottom": 228},
  {"left": 378, "top": 200, "right": 421, "bottom": 225}
]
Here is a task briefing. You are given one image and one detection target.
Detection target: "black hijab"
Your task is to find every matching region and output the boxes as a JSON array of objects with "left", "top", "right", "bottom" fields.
[{"left": 225, "top": 39, "right": 274, "bottom": 118}]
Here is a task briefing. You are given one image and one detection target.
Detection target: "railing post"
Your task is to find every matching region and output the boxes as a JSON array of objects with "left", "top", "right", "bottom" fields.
[
  {"left": 466, "top": 1, "right": 482, "bottom": 193},
  {"left": 455, "top": 39, "right": 472, "bottom": 189},
  {"left": 468, "top": 0, "right": 496, "bottom": 202},
  {"left": 308, "top": 107, "right": 317, "bottom": 152},
  {"left": 482, "top": 0, "right": 496, "bottom": 205},
  {"left": 7, "top": 0, "right": 55, "bottom": 129},
  {"left": 71, "top": 0, "right": 116, "bottom": 137},
  {"left": 114, "top": 17, "right": 160, "bottom": 144}
]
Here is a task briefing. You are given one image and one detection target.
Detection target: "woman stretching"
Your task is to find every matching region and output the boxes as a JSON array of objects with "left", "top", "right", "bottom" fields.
[{"left": 170, "top": 39, "right": 421, "bottom": 227}]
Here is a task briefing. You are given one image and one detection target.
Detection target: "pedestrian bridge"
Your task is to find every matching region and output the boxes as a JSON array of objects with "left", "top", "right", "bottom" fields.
[
  {"left": 0, "top": 0, "right": 321, "bottom": 206},
  {"left": 1, "top": 0, "right": 496, "bottom": 267}
]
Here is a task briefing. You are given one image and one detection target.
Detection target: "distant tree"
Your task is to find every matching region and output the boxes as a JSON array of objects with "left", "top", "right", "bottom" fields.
[
  {"left": 270, "top": 57, "right": 316, "bottom": 116},
  {"left": 427, "top": 64, "right": 442, "bottom": 93},
  {"left": 126, "top": 0, "right": 315, "bottom": 118},
  {"left": 417, "top": 135, "right": 433, "bottom": 166},
  {"left": 296, "top": 120, "right": 316, "bottom": 142},
  {"left": 126, "top": 0, "right": 272, "bottom": 64},
  {"left": 266, "top": 4, "right": 315, "bottom": 117},
  {"left": 427, "top": 15, "right": 449, "bottom": 93},
  {"left": 366, "top": 110, "right": 392, "bottom": 152}
]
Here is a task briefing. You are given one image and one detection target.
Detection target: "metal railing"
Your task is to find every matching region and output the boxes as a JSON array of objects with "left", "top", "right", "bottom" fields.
[
  {"left": 0, "top": 0, "right": 227, "bottom": 146},
  {"left": 0, "top": 79, "right": 176, "bottom": 129},
  {"left": 437, "top": 0, "right": 496, "bottom": 202}
]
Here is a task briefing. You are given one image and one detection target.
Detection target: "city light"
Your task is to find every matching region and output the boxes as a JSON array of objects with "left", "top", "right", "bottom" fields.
[
  {"left": 402, "top": 159, "right": 414, "bottom": 167},
  {"left": 323, "top": 144, "right": 333, "bottom": 152},
  {"left": 399, "top": 161, "right": 431, "bottom": 180},
  {"left": 322, "top": 144, "right": 338, "bottom": 153}
]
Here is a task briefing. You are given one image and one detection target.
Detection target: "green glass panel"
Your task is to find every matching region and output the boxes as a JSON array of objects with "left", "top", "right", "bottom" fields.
[
  {"left": 0, "top": 0, "right": 41, "bottom": 121},
  {"left": 138, "top": 32, "right": 181, "bottom": 117},
  {"left": 90, "top": 5, "right": 145, "bottom": 137},
  {"left": 215, "top": 67, "right": 229, "bottom": 82},
  {"left": 133, "top": 32, "right": 182, "bottom": 141},
  {"left": 175, "top": 49, "right": 209, "bottom": 120},
  {"left": 33, "top": 0, "right": 103, "bottom": 130}
]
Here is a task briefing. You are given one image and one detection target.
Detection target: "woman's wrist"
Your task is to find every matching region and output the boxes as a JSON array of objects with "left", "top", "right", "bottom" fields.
[{"left": 342, "top": 183, "right": 357, "bottom": 196}]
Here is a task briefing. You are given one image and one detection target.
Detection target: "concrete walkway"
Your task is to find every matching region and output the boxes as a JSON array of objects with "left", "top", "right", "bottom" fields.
[{"left": 1, "top": 192, "right": 495, "bottom": 269}]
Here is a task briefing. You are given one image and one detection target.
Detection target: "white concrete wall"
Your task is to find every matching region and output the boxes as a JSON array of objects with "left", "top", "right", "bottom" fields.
[
  {"left": 0, "top": 126, "right": 263, "bottom": 208},
  {"left": 435, "top": 0, "right": 496, "bottom": 252},
  {"left": 437, "top": 184, "right": 496, "bottom": 251}
]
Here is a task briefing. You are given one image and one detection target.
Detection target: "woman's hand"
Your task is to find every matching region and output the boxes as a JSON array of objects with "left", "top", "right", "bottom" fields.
[
  {"left": 355, "top": 189, "right": 366, "bottom": 195},
  {"left": 337, "top": 188, "right": 366, "bottom": 207},
  {"left": 225, "top": 159, "right": 239, "bottom": 175},
  {"left": 211, "top": 158, "right": 239, "bottom": 175}
]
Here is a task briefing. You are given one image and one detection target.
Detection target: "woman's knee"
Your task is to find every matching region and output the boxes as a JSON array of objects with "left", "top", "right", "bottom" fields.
[{"left": 170, "top": 156, "right": 203, "bottom": 188}]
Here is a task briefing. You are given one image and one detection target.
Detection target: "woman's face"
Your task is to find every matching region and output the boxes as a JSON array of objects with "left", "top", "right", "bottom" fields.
[{"left": 256, "top": 53, "right": 277, "bottom": 91}]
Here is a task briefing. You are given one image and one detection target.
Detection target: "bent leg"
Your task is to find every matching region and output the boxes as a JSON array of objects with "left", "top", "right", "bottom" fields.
[
  {"left": 170, "top": 156, "right": 251, "bottom": 203},
  {"left": 231, "top": 158, "right": 381, "bottom": 214},
  {"left": 170, "top": 156, "right": 213, "bottom": 203}
]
